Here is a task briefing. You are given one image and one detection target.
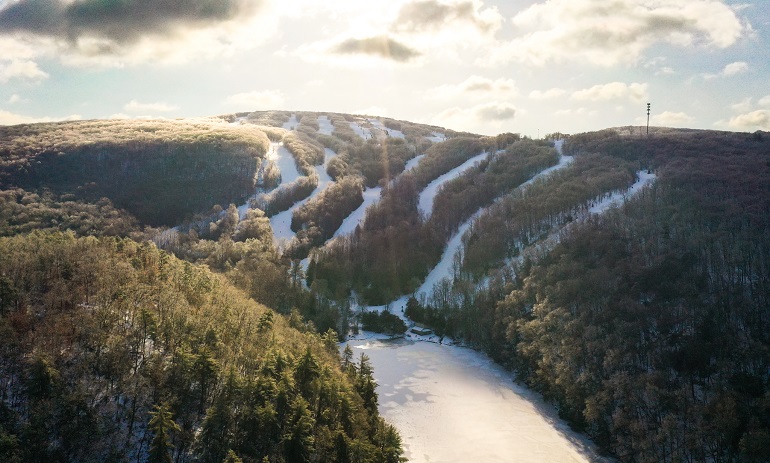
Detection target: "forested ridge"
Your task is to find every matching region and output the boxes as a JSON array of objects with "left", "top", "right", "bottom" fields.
[
  {"left": 0, "top": 119, "right": 271, "bottom": 227},
  {"left": 407, "top": 129, "right": 770, "bottom": 462},
  {"left": 0, "top": 233, "right": 403, "bottom": 463}
]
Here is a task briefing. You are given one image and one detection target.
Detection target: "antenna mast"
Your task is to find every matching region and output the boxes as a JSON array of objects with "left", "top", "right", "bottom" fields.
[{"left": 646, "top": 103, "right": 651, "bottom": 135}]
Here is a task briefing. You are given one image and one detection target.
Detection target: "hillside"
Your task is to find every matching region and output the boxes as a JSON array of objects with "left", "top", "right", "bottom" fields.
[
  {"left": 1, "top": 113, "right": 769, "bottom": 463},
  {"left": 0, "top": 232, "right": 402, "bottom": 463}
]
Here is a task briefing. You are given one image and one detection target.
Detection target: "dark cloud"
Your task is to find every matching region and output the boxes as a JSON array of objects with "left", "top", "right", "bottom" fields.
[
  {"left": 333, "top": 35, "right": 421, "bottom": 62},
  {"left": 393, "top": 0, "right": 496, "bottom": 33},
  {"left": 0, "top": 0, "right": 261, "bottom": 44},
  {"left": 475, "top": 103, "right": 515, "bottom": 121}
]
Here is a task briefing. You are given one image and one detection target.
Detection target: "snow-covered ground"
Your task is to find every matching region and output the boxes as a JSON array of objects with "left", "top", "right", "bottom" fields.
[
  {"left": 349, "top": 120, "right": 372, "bottom": 140},
  {"left": 418, "top": 151, "right": 491, "bottom": 218},
  {"left": 589, "top": 170, "right": 656, "bottom": 214},
  {"left": 282, "top": 113, "right": 298, "bottom": 131},
  {"left": 332, "top": 186, "right": 382, "bottom": 238},
  {"left": 403, "top": 154, "right": 425, "bottom": 172},
  {"left": 317, "top": 115, "right": 334, "bottom": 136},
  {"left": 368, "top": 118, "right": 406, "bottom": 139},
  {"left": 344, "top": 338, "right": 604, "bottom": 463},
  {"left": 270, "top": 148, "right": 338, "bottom": 244},
  {"left": 427, "top": 132, "right": 447, "bottom": 143}
]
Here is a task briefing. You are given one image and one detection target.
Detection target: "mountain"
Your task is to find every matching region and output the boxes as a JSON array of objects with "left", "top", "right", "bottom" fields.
[{"left": 1, "top": 111, "right": 769, "bottom": 463}]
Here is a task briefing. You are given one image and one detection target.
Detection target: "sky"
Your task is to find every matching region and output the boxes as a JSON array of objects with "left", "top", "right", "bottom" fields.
[{"left": 0, "top": 0, "right": 769, "bottom": 137}]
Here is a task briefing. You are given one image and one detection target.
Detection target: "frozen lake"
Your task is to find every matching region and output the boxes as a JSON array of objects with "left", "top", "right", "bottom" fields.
[{"left": 345, "top": 338, "right": 606, "bottom": 463}]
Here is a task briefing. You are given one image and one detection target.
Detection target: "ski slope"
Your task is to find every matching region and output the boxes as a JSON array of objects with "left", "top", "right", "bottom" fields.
[{"left": 418, "top": 151, "right": 491, "bottom": 218}]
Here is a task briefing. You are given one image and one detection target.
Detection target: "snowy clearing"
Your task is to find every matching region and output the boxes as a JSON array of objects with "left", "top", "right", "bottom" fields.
[
  {"left": 418, "top": 151, "right": 492, "bottom": 218},
  {"left": 427, "top": 132, "right": 447, "bottom": 143},
  {"left": 332, "top": 186, "right": 382, "bottom": 238},
  {"left": 344, "top": 338, "right": 604, "bottom": 463},
  {"left": 368, "top": 118, "right": 406, "bottom": 139},
  {"left": 317, "top": 115, "right": 334, "bottom": 135},
  {"left": 282, "top": 113, "right": 298, "bottom": 131},
  {"left": 589, "top": 170, "right": 657, "bottom": 214},
  {"left": 270, "top": 148, "right": 338, "bottom": 244},
  {"left": 403, "top": 154, "right": 425, "bottom": 172},
  {"left": 349, "top": 120, "right": 372, "bottom": 140}
]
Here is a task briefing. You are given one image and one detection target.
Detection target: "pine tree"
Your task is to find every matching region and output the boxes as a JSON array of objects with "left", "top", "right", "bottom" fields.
[{"left": 147, "top": 403, "right": 180, "bottom": 463}]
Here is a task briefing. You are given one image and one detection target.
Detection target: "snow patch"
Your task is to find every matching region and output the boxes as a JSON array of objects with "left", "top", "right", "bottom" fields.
[
  {"left": 368, "top": 118, "right": 406, "bottom": 139},
  {"left": 317, "top": 115, "right": 334, "bottom": 136},
  {"left": 333, "top": 186, "right": 382, "bottom": 238},
  {"left": 282, "top": 113, "right": 298, "bottom": 131},
  {"left": 418, "top": 151, "right": 491, "bottom": 218},
  {"left": 349, "top": 120, "right": 372, "bottom": 140},
  {"left": 427, "top": 132, "right": 447, "bottom": 143}
]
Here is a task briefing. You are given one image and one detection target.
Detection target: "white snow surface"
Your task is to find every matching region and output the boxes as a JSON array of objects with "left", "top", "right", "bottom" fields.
[
  {"left": 368, "top": 118, "right": 406, "bottom": 139},
  {"left": 418, "top": 151, "right": 491, "bottom": 218},
  {"left": 282, "top": 113, "right": 298, "bottom": 130},
  {"left": 270, "top": 148, "right": 338, "bottom": 244},
  {"left": 349, "top": 120, "right": 372, "bottom": 140},
  {"left": 317, "top": 115, "right": 334, "bottom": 136},
  {"left": 427, "top": 132, "right": 446, "bottom": 143},
  {"left": 343, "top": 338, "right": 603, "bottom": 463},
  {"left": 332, "top": 186, "right": 382, "bottom": 238},
  {"left": 274, "top": 143, "right": 303, "bottom": 186},
  {"left": 589, "top": 170, "right": 657, "bottom": 214},
  {"left": 403, "top": 154, "right": 425, "bottom": 172}
]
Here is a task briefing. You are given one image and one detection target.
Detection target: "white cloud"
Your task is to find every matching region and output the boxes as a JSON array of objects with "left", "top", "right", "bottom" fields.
[
  {"left": 124, "top": 100, "right": 179, "bottom": 113},
  {"left": 705, "top": 60, "right": 749, "bottom": 79},
  {"left": 0, "top": 109, "right": 80, "bottom": 125},
  {"left": 0, "top": 59, "right": 48, "bottom": 82},
  {"left": 653, "top": 111, "right": 695, "bottom": 126},
  {"left": 759, "top": 95, "right": 770, "bottom": 107},
  {"left": 571, "top": 82, "right": 648, "bottom": 103},
  {"left": 8, "top": 94, "right": 24, "bottom": 104},
  {"left": 428, "top": 76, "right": 518, "bottom": 99},
  {"left": 225, "top": 90, "right": 285, "bottom": 110},
  {"left": 728, "top": 110, "right": 770, "bottom": 130},
  {"left": 731, "top": 97, "right": 753, "bottom": 113},
  {"left": 722, "top": 61, "right": 748, "bottom": 76},
  {"left": 529, "top": 88, "right": 567, "bottom": 100},
  {"left": 354, "top": 106, "right": 389, "bottom": 116},
  {"left": 485, "top": 0, "right": 746, "bottom": 66}
]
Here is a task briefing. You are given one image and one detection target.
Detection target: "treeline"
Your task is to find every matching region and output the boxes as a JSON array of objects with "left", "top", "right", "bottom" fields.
[
  {"left": 0, "top": 188, "right": 140, "bottom": 238},
  {"left": 413, "top": 129, "right": 770, "bottom": 462},
  {"left": 0, "top": 232, "right": 404, "bottom": 463},
  {"left": 310, "top": 138, "right": 555, "bottom": 304},
  {"left": 0, "top": 120, "right": 270, "bottom": 226}
]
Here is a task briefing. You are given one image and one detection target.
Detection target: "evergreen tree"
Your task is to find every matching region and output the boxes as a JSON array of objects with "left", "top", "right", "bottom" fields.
[{"left": 147, "top": 403, "right": 180, "bottom": 463}]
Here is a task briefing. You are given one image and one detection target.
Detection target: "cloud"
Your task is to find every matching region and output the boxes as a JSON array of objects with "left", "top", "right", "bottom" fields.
[
  {"left": 722, "top": 61, "right": 748, "bottom": 76},
  {"left": 393, "top": 0, "right": 501, "bottom": 34},
  {"left": 486, "top": 0, "right": 746, "bottom": 66},
  {"left": 529, "top": 88, "right": 567, "bottom": 100},
  {"left": 759, "top": 95, "right": 770, "bottom": 107},
  {"left": 571, "top": 82, "right": 648, "bottom": 103},
  {"left": 225, "top": 90, "right": 285, "bottom": 110},
  {"left": 124, "top": 100, "right": 179, "bottom": 113},
  {"left": 653, "top": 111, "right": 694, "bottom": 126},
  {"left": 332, "top": 35, "right": 421, "bottom": 62},
  {"left": 432, "top": 101, "right": 516, "bottom": 133},
  {"left": 8, "top": 94, "right": 23, "bottom": 104},
  {"left": 704, "top": 61, "right": 749, "bottom": 79},
  {"left": 0, "top": 59, "right": 49, "bottom": 82},
  {"left": 728, "top": 110, "right": 770, "bottom": 130},
  {"left": 0, "top": 0, "right": 274, "bottom": 66},
  {"left": 475, "top": 102, "right": 516, "bottom": 121},
  {"left": 428, "top": 76, "right": 518, "bottom": 99},
  {"left": 0, "top": 109, "right": 81, "bottom": 125},
  {"left": 0, "top": 0, "right": 262, "bottom": 45}
]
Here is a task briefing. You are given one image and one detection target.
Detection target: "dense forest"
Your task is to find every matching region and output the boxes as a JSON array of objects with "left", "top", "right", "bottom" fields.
[
  {"left": 0, "top": 120, "right": 271, "bottom": 226},
  {"left": 406, "top": 129, "right": 770, "bottom": 463}
]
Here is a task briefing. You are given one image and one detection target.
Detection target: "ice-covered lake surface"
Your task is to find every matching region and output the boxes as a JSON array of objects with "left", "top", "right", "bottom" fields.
[{"left": 344, "top": 338, "right": 605, "bottom": 463}]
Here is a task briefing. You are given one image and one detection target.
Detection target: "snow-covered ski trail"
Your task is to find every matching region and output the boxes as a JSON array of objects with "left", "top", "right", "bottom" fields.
[{"left": 418, "top": 151, "right": 492, "bottom": 218}]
